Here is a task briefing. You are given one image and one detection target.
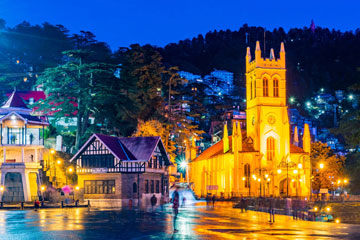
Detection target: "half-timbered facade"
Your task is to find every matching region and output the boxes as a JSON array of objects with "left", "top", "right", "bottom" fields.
[{"left": 71, "top": 133, "right": 171, "bottom": 207}]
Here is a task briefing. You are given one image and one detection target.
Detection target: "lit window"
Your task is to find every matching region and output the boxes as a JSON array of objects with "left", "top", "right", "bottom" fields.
[
  {"left": 267, "top": 137, "right": 275, "bottom": 161},
  {"left": 263, "top": 78, "right": 269, "bottom": 97},
  {"left": 273, "top": 79, "right": 279, "bottom": 97},
  {"left": 244, "top": 164, "right": 251, "bottom": 188}
]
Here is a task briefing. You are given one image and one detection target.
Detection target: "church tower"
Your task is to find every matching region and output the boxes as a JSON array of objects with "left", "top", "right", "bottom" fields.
[{"left": 245, "top": 41, "right": 290, "bottom": 168}]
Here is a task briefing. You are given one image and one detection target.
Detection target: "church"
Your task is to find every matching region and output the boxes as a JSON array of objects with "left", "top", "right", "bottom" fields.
[{"left": 189, "top": 42, "right": 311, "bottom": 198}]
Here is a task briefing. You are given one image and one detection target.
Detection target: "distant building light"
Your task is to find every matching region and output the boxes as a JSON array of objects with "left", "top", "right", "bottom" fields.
[
  {"left": 320, "top": 88, "right": 324, "bottom": 92},
  {"left": 306, "top": 101, "right": 311, "bottom": 107},
  {"left": 348, "top": 94, "right": 354, "bottom": 100},
  {"left": 10, "top": 115, "right": 16, "bottom": 120}
]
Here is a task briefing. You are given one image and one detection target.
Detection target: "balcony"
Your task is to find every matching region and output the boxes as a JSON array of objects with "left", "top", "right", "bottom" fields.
[{"left": 1, "top": 127, "right": 44, "bottom": 146}]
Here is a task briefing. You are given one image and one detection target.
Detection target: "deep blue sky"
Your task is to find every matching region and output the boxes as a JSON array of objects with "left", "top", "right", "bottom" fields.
[{"left": 1, "top": 0, "right": 359, "bottom": 50}]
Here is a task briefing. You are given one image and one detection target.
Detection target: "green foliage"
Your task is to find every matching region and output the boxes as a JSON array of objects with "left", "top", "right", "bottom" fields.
[{"left": 310, "top": 141, "right": 345, "bottom": 191}]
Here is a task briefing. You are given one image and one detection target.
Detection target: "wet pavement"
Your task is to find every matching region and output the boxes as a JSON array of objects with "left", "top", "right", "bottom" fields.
[{"left": 0, "top": 202, "right": 359, "bottom": 239}]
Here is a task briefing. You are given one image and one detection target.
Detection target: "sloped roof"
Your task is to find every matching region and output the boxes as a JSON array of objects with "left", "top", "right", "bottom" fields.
[
  {"left": 71, "top": 133, "right": 170, "bottom": 165},
  {"left": 2, "top": 91, "right": 29, "bottom": 109},
  {"left": 290, "top": 144, "right": 306, "bottom": 153},
  {"left": 193, "top": 135, "right": 256, "bottom": 162}
]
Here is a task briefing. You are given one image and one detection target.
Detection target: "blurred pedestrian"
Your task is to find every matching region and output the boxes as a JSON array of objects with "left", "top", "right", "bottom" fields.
[
  {"left": 151, "top": 194, "right": 157, "bottom": 212},
  {"left": 268, "top": 197, "right": 275, "bottom": 223},
  {"left": 172, "top": 188, "right": 180, "bottom": 232},
  {"left": 212, "top": 194, "right": 216, "bottom": 208}
]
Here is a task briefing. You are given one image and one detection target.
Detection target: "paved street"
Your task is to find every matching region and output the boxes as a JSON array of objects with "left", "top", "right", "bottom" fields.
[{"left": 0, "top": 202, "right": 359, "bottom": 240}]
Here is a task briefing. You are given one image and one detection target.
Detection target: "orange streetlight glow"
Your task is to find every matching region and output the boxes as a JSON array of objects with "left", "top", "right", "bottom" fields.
[{"left": 319, "top": 163, "right": 324, "bottom": 169}]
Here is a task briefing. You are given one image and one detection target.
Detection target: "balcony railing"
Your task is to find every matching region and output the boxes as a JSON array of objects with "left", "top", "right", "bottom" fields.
[{"left": 77, "top": 161, "right": 146, "bottom": 174}]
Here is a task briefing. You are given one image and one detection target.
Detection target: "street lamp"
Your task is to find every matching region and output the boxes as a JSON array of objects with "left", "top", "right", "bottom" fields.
[
  {"left": 278, "top": 159, "right": 297, "bottom": 198},
  {"left": 179, "top": 161, "right": 189, "bottom": 184},
  {"left": 66, "top": 166, "right": 74, "bottom": 185},
  {"left": 40, "top": 185, "right": 46, "bottom": 205}
]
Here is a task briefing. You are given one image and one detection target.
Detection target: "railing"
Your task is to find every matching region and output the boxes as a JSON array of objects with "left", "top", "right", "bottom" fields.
[{"left": 77, "top": 162, "right": 146, "bottom": 174}]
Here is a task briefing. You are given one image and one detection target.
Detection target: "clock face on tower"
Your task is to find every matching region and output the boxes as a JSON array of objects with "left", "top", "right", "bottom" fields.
[{"left": 267, "top": 115, "right": 276, "bottom": 125}]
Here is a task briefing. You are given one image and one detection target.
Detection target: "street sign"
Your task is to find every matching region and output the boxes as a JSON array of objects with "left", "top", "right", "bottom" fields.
[{"left": 207, "top": 185, "right": 218, "bottom": 190}]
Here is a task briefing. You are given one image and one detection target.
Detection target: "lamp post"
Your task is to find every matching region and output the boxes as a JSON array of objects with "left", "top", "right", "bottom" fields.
[
  {"left": 278, "top": 159, "right": 297, "bottom": 198},
  {"left": 66, "top": 166, "right": 74, "bottom": 186}
]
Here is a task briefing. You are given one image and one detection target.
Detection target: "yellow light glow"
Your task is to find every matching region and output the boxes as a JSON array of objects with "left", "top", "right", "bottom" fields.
[
  {"left": 68, "top": 167, "right": 74, "bottom": 173},
  {"left": 291, "top": 179, "right": 295, "bottom": 182},
  {"left": 277, "top": 169, "right": 282, "bottom": 174},
  {"left": 254, "top": 177, "right": 257, "bottom": 180},
  {"left": 298, "top": 163, "right": 302, "bottom": 169},
  {"left": 180, "top": 161, "right": 187, "bottom": 169},
  {"left": 40, "top": 185, "right": 46, "bottom": 191},
  {"left": 319, "top": 163, "right": 324, "bottom": 169},
  {"left": 57, "top": 160, "right": 62, "bottom": 165},
  {"left": 265, "top": 174, "right": 269, "bottom": 178},
  {"left": 258, "top": 178, "right": 261, "bottom": 182},
  {"left": 326, "top": 207, "right": 331, "bottom": 212},
  {"left": 242, "top": 177, "right": 246, "bottom": 181},
  {"left": 75, "top": 186, "right": 80, "bottom": 191},
  {"left": 267, "top": 178, "right": 270, "bottom": 182},
  {"left": 337, "top": 180, "right": 341, "bottom": 184},
  {"left": 293, "top": 169, "right": 298, "bottom": 174},
  {"left": 335, "top": 219, "right": 340, "bottom": 224},
  {"left": 252, "top": 174, "right": 256, "bottom": 179},
  {"left": 0, "top": 186, "right": 4, "bottom": 192},
  {"left": 344, "top": 179, "right": 348, "bottom": 184},
  {"left": 50, "top": 149, "right": 55, "bottom": 154},
  {"left": 314, "top": 207, "right": 318, "bottom": 212}
]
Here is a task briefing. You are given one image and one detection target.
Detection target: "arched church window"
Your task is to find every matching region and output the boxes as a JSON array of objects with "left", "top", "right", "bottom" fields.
[
  {"left": 254, "top": 80, "right": 256, "bottom": 98},
  {"left": 250, "top": 81, "right": 253, "bottom": 99},
  {"left": 266, "top": 137, "right": 275, "bottom": 161},
  {"left": 263, "top": 78, "right": 269, "bottom": 97},
  {"left": 273, "top": 79, "right": 279, "bottom": 97},
  {"left": 244, "top": 163, "right": 250, "bottom": 188}
]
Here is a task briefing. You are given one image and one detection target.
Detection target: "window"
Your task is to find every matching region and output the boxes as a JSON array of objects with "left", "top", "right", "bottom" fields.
[
  {"left": 263, "top": 78, "right": 269, "bottom": 97},
  {"left": 145, "top": 180, "right": 149, "bottom": 193},
  {"left": 250, "top": 81, "right": 253, "bottom": 99},
  {"left": 273, "top": 79, "right": 279, "bottom": 97},
  {"left": 159, "top": 156, "right": 163, "bottom": 168},
  {"left": 254, "top": 80, "right": 256, "bottom": 98},
  {"left": 267, "top": 137, "right": 275, "bottom": 161},
  {"left": 84, "top": 180, "right": 115, "bottom": 194},
  {"left": 133, "top": 182, "right": 137, "bottom": 193},
  {"left": 150, "top": 180, "right": 154, "bottom": 193},
  {"left": 156, "top": 180, "right": 160, "bottom": 193},
  {"left": 244, "top": 164, "right": 251, "bottom": 188},
  {"left": 81, "top": 154, "right": 114, "bottom": 168},
  {"left": 148, "top": 158, "right": 152, "bottom": 168},
  {"left": 154, "top": 156, "right": 158, "bottom": 168}
]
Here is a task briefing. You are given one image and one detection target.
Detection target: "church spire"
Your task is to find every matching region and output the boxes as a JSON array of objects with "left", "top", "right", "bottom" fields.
[
  {"left": 255, "top": 41, "right": 261, "bottom": 61},
  {"left": 232, "top": 121, "right": 237, "bottom": 152},
  {"left": 269, "top": 48, "right": 275, "bottom": 60},
  {"left": 237, "top": 121, "right": 242, "bottom": 151},
  {"left": 303, "top": 124, "right": 311, "bottom": 153},
  {"left": 293, "top": 126, "right": 299, "bottom": 146},
  {"left": 223, "top": 122, "right": 229, "bottom": 153},
  {"left": 246, "top": 47, "right": 251, "bottom": 62}
]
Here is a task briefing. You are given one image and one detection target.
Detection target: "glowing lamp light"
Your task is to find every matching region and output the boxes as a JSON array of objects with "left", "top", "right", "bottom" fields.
[
  {"left": 257, "top": 178, "right": 261, "bottom": 182},
  {"left": 326, "top": 207, "right": 331, "bottom": 212},
  {"left": 319, "top": 163, "right": 324, "bottom": 169},
  {"left": 337, "top": 180, "right": 341, "bottom": 184},
  {"left": 299, "top": 179, "right": 303, "bottom": 182},
  {"left": 306, "top": 101, "right": 311, "bottom": 107},
  {"left": 75, "top": 186, "right": 80, "bottom": 191},
  {"left": 314, "top": 207, "right": 318, "bottom": 212},
  {"left": 277, "top": 169, "right": 282, "bottom": 174},
  {"left": 68, "top": 167, "right": 74, "bottom": 173},
  {"left": 10, "top": 115, "right": 16, "bottom": 120},
  {"left": 252, "top": 174, "right": 256, "bottom": 179},
  {"left": 344, "top": 179, "right": 348, "bottom": 184},
  {"left": 298, "top": 163, "right": 302, "bottom": 169},
  {"left": 40, "top": 185, "right": 46, "bottom": 191},
  {"left": 349, "top": 94, "right": 354, "bottom": 100},
  {"left": 289, "top": 97, "right": 295, "bottom": 103},
  {"left": 179, "top": 161, "right": 187, "bottom": 169},
  {"left": 291, "top": 179, "right": 295, "bottom": 182},
  {"left": 265, "top": 174, "right": 269, "bottom": 178},
  {"left": 57, "top": 160, "right": 62, "bottom": 165},
  {"left": 50, "top": 149, "right": 55, "bottom": 154},
  {"left": 0, "top": 186, "right": 4, "bottom": 192},
  {"left": 267, "top": 178, "right": 271, "bottom": 182},
  {"left": 335, "top": 219, "right": 340, "bottom": 224},
  {"left": 242, "top": 177, "right": 246, "bottom": 181},
  {"left": 320, "top": 88, "right": 324, "bottom": 92},
  {"left": 293, "top": 169, "right": 298, "bottom": 174}
]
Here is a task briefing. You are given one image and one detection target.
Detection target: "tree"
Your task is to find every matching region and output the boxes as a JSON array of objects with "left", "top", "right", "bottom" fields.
[
  {"left": 133, "top": 120, "right": 176, "bottom": 160},
  {"left": 36, "top": 50, "right": 121, "bottom": 150},
  {"left": 310, "top": 141, "right": 345, "bottom": 191}
]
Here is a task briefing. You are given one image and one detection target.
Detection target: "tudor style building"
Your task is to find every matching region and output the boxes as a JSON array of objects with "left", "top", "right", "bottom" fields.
[
  {"left": 71, "top": 133, "right": 171, "bottom": 207},
  {"left": 0, "top": 91, "right": 49, "bottom": 202},
  {"left": 189, "top": 42, "right": 311, "bottom": 198}
]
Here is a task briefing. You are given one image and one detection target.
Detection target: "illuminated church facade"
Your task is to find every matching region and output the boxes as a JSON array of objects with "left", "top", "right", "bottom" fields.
[{"left": 189, "top": 42, "right": 311, "bottom": 198}]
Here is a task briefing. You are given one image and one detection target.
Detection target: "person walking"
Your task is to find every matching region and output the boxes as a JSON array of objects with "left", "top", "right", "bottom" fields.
[
  {"left": 212, "top": 194, "right": 216, "bottom": 208},
  {"left": 268, "top": 197, "right": 275, "bottom": 223},
  {"left": 151, "top": 194, "right": 157, "bottom": 212},
  {"left": 172, "top": 188, "right": 180, "bottom": 233}
]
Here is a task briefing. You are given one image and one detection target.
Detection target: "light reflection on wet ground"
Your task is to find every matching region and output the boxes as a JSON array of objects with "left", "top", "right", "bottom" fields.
[{"left": 0, "top": 202, "right": 359, "bottom": 239}]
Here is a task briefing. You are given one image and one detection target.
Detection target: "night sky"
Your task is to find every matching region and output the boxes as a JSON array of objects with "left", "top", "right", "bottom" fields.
[{"left": 1, "top": 0, "right": 359, "bottom": 49}]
